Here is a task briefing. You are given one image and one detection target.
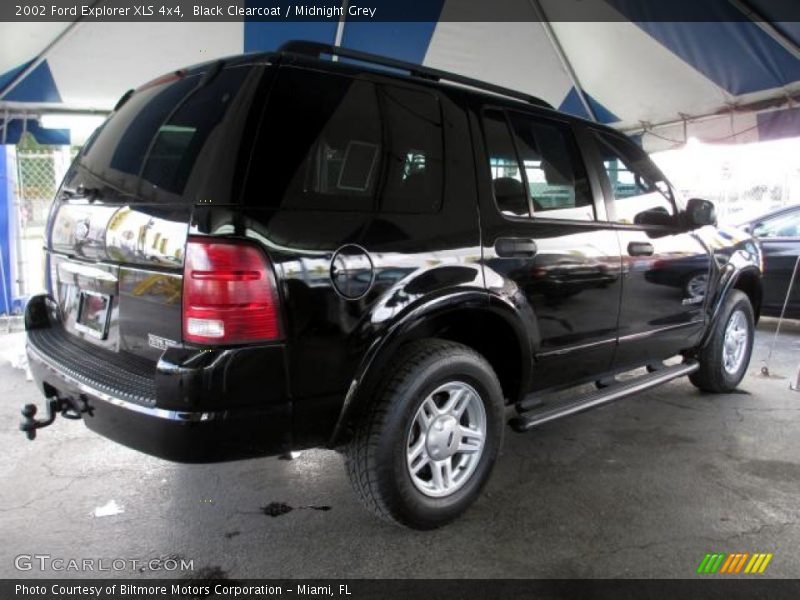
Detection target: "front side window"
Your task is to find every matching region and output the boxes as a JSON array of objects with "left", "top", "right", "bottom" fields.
[
  {"left": 753, "top": 210, "right": 800, "bottom": 238},
  {"left": 593, "top": 131, "right": 675, "bottom": 226}
]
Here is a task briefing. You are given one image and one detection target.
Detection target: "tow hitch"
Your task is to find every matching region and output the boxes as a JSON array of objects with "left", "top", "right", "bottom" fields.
[{"left": 20, "top": 396, "right": 93, "bottom": 440}]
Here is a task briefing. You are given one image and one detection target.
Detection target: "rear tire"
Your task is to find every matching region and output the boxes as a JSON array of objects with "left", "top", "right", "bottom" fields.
[
  {"left": 690, "top": 290, "right": 754, "bottom": 393},
  {"left": 345, "top": 339, "right": 504, "bottom": 529}
]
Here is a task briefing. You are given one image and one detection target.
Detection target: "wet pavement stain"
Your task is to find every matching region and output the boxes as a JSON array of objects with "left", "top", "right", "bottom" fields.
[
  {"left": 224, "top": 530, "right": 240, "bottom": 539},
  {"left": 260, "top": 502, "right": 332, "bottom": 517},
  {"left": 261, "top": 502, "right": 293, "bottom": 517}
]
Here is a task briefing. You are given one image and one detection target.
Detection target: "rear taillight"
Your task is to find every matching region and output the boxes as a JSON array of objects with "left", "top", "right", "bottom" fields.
[{"left": 182, "top": 237, "right": 281, "bottom": 345}]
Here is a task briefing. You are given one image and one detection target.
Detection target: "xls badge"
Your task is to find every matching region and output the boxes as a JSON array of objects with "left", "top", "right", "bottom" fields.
[{"left": 147, "top": 333, "right": 178, "bottom": 351}]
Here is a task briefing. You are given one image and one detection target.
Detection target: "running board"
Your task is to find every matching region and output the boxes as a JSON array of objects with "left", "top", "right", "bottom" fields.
[{"left": 509, "top": 360, "right": 699, "bottom": 433}]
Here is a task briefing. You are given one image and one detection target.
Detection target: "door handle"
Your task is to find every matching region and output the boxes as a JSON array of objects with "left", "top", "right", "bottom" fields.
[
  {"left": 628, "top": 241, "right": 654, "bottom": 257},
  {"left": 495, "top": 237, "right": 538, "bottom": 258}
]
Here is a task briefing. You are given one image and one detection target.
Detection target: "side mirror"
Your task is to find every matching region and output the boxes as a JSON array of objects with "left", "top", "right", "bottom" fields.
[
  {"left": 685, "top": 198, "right": 717, "bottom": 229},
  {"left": 634, "top": 206, "right": 674, "bottom": 227}
]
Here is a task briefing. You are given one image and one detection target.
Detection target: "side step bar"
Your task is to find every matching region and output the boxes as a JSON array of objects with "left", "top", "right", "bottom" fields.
[{"left": 510, "top": 360, "right": 699, "bottom": 432}]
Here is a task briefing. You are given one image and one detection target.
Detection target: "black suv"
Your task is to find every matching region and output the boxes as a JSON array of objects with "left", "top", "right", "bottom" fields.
[{"left": 23, "top": 42, "right": 762, "bottom": 529}]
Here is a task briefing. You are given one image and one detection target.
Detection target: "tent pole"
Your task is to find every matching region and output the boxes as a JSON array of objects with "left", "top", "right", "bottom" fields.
[
  {"left": 728, "top": 0, "right": 800, "bottom": 62},
  {"left": 528, "top": 0, "right": 598, "bottom": 122},
  {"left": 332, "top": 0, "right": 348, "bottom": 62}
]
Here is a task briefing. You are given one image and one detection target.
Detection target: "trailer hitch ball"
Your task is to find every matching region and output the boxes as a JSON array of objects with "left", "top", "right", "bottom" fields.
[
  {"left": 21, "top": 404, "right": 39, "bottom": 440},
  {"left": 20, "top": 397, "right": 91, "bottom": 441}
]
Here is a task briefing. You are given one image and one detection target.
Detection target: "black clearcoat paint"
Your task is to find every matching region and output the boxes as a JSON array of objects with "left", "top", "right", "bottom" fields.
[{"left": 25, "top": 49, "right": 762, "bottom": 462}]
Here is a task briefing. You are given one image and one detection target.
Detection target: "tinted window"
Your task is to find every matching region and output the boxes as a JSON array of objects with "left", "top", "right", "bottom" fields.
[
  {"left": 482, "top": 110, "right": 528, "bottom": 217},
  {"left": 77, "top": 68, "right": 253, "bottom": 202},
  {"left": 594, "top": 131, "right": 675, "bottom": 225},
  {"left": 141, "top": 67, "right": 250, "bottom": 196},
  {"left": 79, "top": 76, "right": 197, "bottom": 193},
  {"left": 753, "top": 210, "right": 800, "bottom": 238},
  {"left": 379, "top": 85, "right": 443, "bottom": 213},
  {"left": 248, "top": 68, "right": 443, "bottom": 213},
  {"left": 508, "top": 112, "right": 593, "bottom": 221}
]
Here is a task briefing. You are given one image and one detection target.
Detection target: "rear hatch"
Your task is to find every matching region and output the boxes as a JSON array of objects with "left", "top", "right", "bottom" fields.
[{"left": 44, "top": 60, "right": 267, "bottom": 367}]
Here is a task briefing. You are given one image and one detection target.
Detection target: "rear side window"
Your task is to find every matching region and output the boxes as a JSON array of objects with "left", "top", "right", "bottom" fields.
[
  {"left": 508, "top": 112, "right": 594, "bottom": 221},
  {"left": 483, "top": 110, "right": 529, "bottom": 217},
  {"left": 482, "top": 109, "right": 593, "bottom": 221},
  {"left": 246, "top": 68, "right": 443, "bottom": 213}
]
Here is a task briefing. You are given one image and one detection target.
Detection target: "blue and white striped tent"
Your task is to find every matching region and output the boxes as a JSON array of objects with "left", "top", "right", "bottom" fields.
[{"left": 0, "top": 0, "right": 799, "bottom": 151}]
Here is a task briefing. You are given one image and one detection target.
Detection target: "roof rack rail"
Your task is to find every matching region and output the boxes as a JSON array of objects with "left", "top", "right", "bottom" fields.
[{"left": 278, "top": 40, "right": 553, "bottom": 110}]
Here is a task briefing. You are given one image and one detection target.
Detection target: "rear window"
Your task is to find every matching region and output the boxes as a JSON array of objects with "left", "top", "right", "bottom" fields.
[
  {"left": 77, "top": 66, "right": 252, "bottom": 201},
  {"left": 245, "top": 67, "right": 444, "bottom": 213},
  {"left": 140, "top": 67, "right": 250, "bottom": 197}
]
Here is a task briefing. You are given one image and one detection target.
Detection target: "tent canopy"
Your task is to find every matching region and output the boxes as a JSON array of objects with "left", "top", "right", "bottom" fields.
[{"left": 1, "top": 0, "right": 799, "bottom": 150}]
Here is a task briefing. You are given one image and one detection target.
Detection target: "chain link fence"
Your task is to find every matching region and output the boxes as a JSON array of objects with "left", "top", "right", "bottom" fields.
[{"left": 11, "top": 138, "right": 74, "bottom": 302}]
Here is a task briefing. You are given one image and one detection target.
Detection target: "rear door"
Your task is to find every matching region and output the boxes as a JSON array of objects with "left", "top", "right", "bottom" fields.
[
  {"left": 47, "top": 63, "right": 264, "bottom": 362},
  {"left": 477, "top": 108, "right": 622, "bottom": 390},
  {"left": 585, "top": 128, "right": 711, "bottom": 368},
  {"left": 239, "top": 64, "right": 482, "bottom": 412}
]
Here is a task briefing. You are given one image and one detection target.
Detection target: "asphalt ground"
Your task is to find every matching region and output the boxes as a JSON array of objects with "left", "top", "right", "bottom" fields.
[{"left": 1, "top": 318, "right": 798, "bottom": 579}]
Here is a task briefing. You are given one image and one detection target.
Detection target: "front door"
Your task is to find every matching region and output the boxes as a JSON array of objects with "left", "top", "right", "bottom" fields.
[
  {"left": 751, "top": 208, "right": 800, "bottom": 316},
  {"left": 586, "top": 129, "right": 711, "bottom": 368},
  {"left": 477, "top": 108, "right": 622, "bottom": 391}
]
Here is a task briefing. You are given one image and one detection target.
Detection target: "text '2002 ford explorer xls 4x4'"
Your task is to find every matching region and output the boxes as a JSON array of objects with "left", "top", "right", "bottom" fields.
[{"left": 21, "top": 41, "right": 762, "bottom": 529}]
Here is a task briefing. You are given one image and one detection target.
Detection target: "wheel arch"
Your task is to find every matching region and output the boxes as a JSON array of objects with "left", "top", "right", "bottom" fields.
[
  {"left": 701, "top": 264, "right": 762, "bottom": 349},
  {"left": 732, "top": 267, "right": 762, "bottom": 324},
  {"left": 329, "top": 292, "right": 534, "bottom": 446}
]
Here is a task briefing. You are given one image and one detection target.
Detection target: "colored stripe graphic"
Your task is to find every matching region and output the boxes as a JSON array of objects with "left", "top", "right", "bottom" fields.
[
  {"left": 697, "top": 553, "right": 712, "bottom": 573},
  {"left": 720, "top": 553, "right": 736, "bottom": 573},
  {"left": 735, "top": 553, "right": 750, "bottom": 573},
  {"left": 710, "top": 553, "right": 726, "bottom": 573},
  {"left": 697, "top": 553, "right": 727, "bottom": 574},
  {"left": 722, "top": 553, "right": 739, "bottom": 573},
  {"left": 759, "top": 554, "right": 774, "bottom": 573},
  {"left": 704, "top": 552, "right": 774, "bottom": 574}
]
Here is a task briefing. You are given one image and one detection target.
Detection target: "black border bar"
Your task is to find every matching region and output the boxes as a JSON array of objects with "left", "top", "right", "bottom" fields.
[{"left": 4, "top": 0, "right": 800, "bottom": 23}]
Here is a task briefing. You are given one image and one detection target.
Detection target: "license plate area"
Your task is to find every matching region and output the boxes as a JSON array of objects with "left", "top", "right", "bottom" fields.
[{"left": 75, "top": 290, "right": 112, "bottom": 339}]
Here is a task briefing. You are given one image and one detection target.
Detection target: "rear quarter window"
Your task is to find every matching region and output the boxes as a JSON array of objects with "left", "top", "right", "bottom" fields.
[
  {"left": 79, "top": 75, "right": 197, "bottom": 195},
  {"left": 139, "top": 66, "right": 252, "bottom": 201},
  {"left": 75, "top": 65, "right": 254, "bottom": 203}
]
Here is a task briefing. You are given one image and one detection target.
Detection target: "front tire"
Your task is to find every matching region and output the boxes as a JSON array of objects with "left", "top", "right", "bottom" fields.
[
  {"left": 690, "top": 290, "right": 754, "bottom": 393},
  {"left": 345, "top": 339, "right": 504, "bottom": 529}
]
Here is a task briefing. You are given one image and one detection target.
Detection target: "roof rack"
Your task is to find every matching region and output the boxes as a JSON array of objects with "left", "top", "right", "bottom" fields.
[{"left": 278, "top": 40, "right": 553, "bottom": 110}]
